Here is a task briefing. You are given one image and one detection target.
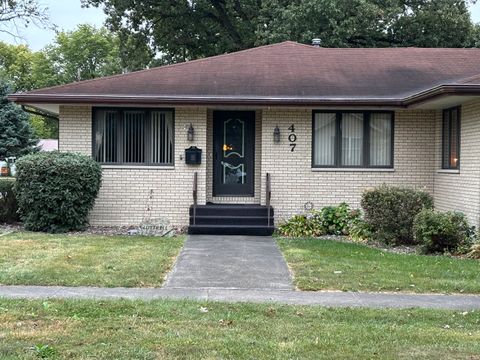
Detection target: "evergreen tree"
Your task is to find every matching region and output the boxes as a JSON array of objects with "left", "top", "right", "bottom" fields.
[{"left": 0, "top": 81, "right": 38, "bottom": 158}]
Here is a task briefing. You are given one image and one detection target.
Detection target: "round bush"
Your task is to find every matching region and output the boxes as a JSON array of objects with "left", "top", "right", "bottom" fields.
[
  {"left": 15, "top": 152, "right": 102, "bottom": 232},
  {"left": 0, "top": 177, "right": 18, "bottom": 223},
  {"left": 413, "top": 209, "right": 474, "bottom": 254},
  {"left": 361, "top": 185, "right": 433, "bottom": 245}
]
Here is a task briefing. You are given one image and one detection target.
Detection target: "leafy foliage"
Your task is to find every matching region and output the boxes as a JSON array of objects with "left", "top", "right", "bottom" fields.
[
  {"left": 29, "top": 114, "right": 58, "bottom": 139},
  {"left": 361, "top": 185, "right": 434, "bottom": 245},
  {"left": 45, "top": 24, "right": 122, "bottom": 83},
  {"left": 467, "top": 243, "right": 480, "bottom": 259},
  {"left": 277, "top": 214, "right": 321, "bottom": 237},
  {"left": 0, "top": 81, "right": 38, "bottom": 158},
  {"left": 0, "top": 177, "right": 17, "bottom": 223},
  {"left": 15, "top": 152, "right": 102, "bottom": 233},
  {"left": 82, "top": 0, "right": 478, "bottom": 64},
  {"left": 278, "top": 203, "right": 361, "bottom": 237},
  {"left": 413, "top": 209, "right": 475, "bottom": 254}
]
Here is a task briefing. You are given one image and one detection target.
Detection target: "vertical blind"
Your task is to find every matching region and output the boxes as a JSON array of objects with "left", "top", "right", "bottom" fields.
[
  {"left": 442, "top": 107, "right": 460, "bottom": 169},
  {"left": 313, "top": 113, "right": 336, "bottom": 166},
  {"left": 313, "top": 111, "right": 393, "bottom": 168},
  {"left": 341, "top": 113, "right": 363, "bottom": 166},
  {"left": 370, "top": 113, "right": 392, "bottom": 167},
  {"left": 94, "top": 110, "right": 118, "bottom": 163},
  {"left": 93, "top": 108, "right": 174, "bottom": 165}
]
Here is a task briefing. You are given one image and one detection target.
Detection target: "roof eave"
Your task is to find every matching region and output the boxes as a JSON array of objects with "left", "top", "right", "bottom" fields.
[
  {"left": 6, "top": 94, "right": 406, "bottom": 107},
  {"left": 8, "top": 84, "right": 480, "bottom": 108}
]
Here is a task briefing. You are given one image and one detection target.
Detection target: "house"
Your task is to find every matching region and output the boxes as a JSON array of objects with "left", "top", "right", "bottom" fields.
[{"left": 8, "top": 41, "right": 480, "bottom": 235}]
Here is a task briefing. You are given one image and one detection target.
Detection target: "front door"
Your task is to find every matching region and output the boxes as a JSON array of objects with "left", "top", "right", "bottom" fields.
[{"left": 213, "top": 111, "right": 255, "bottom": 197}]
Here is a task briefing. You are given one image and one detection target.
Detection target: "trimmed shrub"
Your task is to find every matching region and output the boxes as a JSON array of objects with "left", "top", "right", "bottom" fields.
[
  {"left": 0, "top": 177, "right": 18, "bottom": 223},
  {"left": 15, "top": 152, "right": 102, "bottom": 232},
  {"left": 413, "top": 209, "right": 475, "bottom": 254},
  {"left": 361, "top": 185, "right": 433, "bottom": 245},
  {"left": 277, "top": 203, "right": 361, "bottom": 237}
]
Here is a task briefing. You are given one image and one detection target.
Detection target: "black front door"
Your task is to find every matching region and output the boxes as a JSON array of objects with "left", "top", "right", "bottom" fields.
[{"left": 213, "top": 111, "right": 255, "bottom": 196}]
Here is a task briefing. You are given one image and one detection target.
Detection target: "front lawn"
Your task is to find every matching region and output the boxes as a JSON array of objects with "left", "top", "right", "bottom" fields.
[
  {"left": 0, "top": 299, "right": 479, "bottom": 359},
  {"left": 0, "top": 232, "right": 185, "bottom": 287},
  {"left": 277, "top": 237, "right": 480, "bottom": 293}
]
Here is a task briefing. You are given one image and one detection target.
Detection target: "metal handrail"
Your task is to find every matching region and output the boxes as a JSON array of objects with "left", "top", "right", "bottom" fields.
[
  {"left": 193, "top": 172, "right": 198, "bottom": 225},
  {"left": 266, "top": 173, "right": 271, "bottom": 227}
]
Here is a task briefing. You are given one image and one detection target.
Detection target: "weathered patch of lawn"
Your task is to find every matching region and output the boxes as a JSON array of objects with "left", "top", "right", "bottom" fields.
[
  {"left": 0, "top": 232, "right": 185, "bottom": 287},
  {"left": 277, "top": 237, "right": 480, "bottom": 293},
  {"left": 0, "top": 299, "right": 479, "bottom": 359}
]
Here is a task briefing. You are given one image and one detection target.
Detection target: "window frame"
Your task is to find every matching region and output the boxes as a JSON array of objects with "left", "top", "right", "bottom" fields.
[
  {"left": 311, "top": 110, "right": 395, "bottom": 169},
  {"left": 441, "top": 106, "right": 461, "bottom": 170},
  {"left": 91, "top": 107, "right": 175, "bottom": 166}
]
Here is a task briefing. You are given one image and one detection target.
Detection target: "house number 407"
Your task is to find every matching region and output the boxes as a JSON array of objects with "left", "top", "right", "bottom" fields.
[{"left": 288, "top": 124, "right": 297, "bottom": 152}]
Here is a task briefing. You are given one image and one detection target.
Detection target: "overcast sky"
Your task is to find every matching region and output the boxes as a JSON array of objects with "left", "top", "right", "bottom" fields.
[{"left": 1, "top": 0, "right": 480, "bottom": 51}]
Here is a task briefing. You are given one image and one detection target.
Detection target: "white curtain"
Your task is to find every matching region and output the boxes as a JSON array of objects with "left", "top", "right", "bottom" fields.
[
  {"left": 370, "top": 113, "right": 392, "bottom": 166},
  {"left": 341, "top": 113, "right": 363, "bottom": 166},
  {"left": 314, "top": 113, "right": 336, "bottom": 166},
  {"left": 151, "top": 111, "right": 174, "bottom": 164}
]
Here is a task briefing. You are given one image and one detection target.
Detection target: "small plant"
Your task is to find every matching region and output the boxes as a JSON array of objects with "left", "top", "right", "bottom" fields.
[
  {"left": 278, "top": 203, "right": 362, "bottom": 237},
  {"left": 34, "top": 343, "right": 56, "bottom": 359},
  {"left": 0, "top": 177, "right": 18, "bottom": 223},
  {"left": 467, "top": 243, "right": 480, "bottom": 259},
  {"left": 15, "top": 152, "right": 102, "bottom": 232},
  {"left": 413, "top": 209, "right": 475, "bottom": 254},
  {"left": 348, "top": 217, "right": 373, "bottom": 243},
  {"left": 278, "top": 214, "right": 324, "bottom": 237},
  {"left": 316, "top": 203, "right": 355, "bottom": 235},
  {"left": 361, "top": 185, "right": 433, "bottom": 245}
]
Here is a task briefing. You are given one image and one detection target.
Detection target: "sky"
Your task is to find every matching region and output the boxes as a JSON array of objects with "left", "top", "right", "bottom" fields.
[{"left": 1, "top": 0, "right": 480, "bottom": 51}]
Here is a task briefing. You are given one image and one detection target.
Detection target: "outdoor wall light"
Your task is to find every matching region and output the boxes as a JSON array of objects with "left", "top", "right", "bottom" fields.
[
  {"left": 187, "top": 123, "right": 195, "bottom": 141},
  {"left": 273, "top": 126, "right": 281, "bottom": 143}
]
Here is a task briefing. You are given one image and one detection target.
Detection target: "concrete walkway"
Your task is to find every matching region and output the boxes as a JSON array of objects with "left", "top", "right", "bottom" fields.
[
  {"left": 163, "top": 235, "right": 293, "bottom": 290},
  {"left": 1, "top": 234, "right": 480, "bottom": 309},
  {"left": 1, "top": 286, "right": 480, "bottom": 309}
]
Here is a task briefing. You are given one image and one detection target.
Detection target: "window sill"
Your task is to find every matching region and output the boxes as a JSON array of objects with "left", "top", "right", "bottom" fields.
[
  {"left": 437, "top": 169, "right": 460, "bottom": 174},
  {"left": 311, "top": 168, "right": 395, "bottom": 172},
  {"left": 101, "top": 165, "right": 175, "bottom": 170}
]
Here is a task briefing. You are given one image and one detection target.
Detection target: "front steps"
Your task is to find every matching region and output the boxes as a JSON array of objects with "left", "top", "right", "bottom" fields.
[{"left": 188, "top": 204, "right": 275, "bottom": 236}]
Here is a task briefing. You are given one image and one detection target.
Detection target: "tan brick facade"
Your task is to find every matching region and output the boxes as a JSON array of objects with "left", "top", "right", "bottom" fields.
[
  {"left": 59, "top": 105, "right": 207, "bottom": 227},
  {"left": 434, "top": 99, "right": 480, "bottom": 228},
  {"left": 58, "top": 103, "right": 480, "bottom": 228},
  {"left": 260, "top": 108, "right": 436, "bottom": 222}
]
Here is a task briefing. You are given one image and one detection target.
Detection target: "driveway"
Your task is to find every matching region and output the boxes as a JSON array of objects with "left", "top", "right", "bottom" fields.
[{"left": 163, "top": 235, "right": 293, "bottom": 290}]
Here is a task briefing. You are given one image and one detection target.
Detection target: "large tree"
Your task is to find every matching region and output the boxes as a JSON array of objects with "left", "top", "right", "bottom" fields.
[
  {"left": 0, "top": 0, "right": 52, "bottom": 38},
  {"left": 0, "top": 81, "right": 38, "bottom": 158},
  {"left": 82, "top": 0, "right": 478, "bottom": 63}
]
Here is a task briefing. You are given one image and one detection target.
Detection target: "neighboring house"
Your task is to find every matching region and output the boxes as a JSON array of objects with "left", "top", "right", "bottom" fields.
[
  {"left": 38, "top": 139, "right": 58, "bottom": 152},
  {"left": 8, "top": 41, "right": 480, "bottom": 235}
]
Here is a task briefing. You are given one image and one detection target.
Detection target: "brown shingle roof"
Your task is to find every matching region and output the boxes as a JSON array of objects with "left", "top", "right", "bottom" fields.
[{"left": 9, "top": 41, "right": 480, "bottom": 106}]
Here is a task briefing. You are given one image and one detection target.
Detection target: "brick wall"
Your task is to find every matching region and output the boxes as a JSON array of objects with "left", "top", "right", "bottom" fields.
[
  {"left": 60, "top": 104, "right": 480, "bottom": 228},
  {"left": 59, "top": 105, "right": 207, "bottom": 227},
  {"left": 434, "top": 99, "right": 480, "bottom": 228},
  {"left": 260, "top": 108, "right": 437, "bottom": 222}
]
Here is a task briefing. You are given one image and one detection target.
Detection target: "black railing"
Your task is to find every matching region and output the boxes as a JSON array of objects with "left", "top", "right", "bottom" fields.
[
  {"left": 266, "top": 173, "right": 272, "bottom": 227},
  {"left": 193, "top": 172, "right": 198, "bottom": 225}
]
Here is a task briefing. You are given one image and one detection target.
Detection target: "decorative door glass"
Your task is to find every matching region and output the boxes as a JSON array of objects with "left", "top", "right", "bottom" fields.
[{"left": 222, "top": 118, "right": 246, "bottom": 184}]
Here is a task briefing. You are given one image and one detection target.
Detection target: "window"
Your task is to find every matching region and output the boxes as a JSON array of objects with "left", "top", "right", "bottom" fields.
[
  {"left": 442, "top": 107, "right": 460, "bottom": 170},
  {"left": 93, "top": 108, "right": 174, "bottom": 165},
  {"left": 313, "top": 111, "right": 393, "bottom": 168}
]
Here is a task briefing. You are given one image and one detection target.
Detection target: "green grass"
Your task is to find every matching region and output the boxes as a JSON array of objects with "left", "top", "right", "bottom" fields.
[
  {"left": 0, "top": 232, "right": 185, "bottom": 287},
  {"left": 0, "top": 299, "right": 479, "bottom": 359},
  {"left": 277, "top": 237, "right": 480, "bottom": 293}
]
